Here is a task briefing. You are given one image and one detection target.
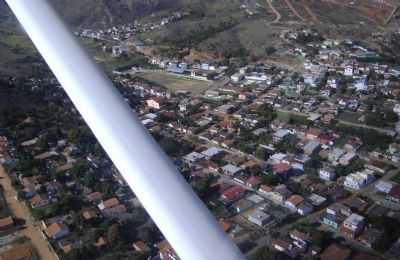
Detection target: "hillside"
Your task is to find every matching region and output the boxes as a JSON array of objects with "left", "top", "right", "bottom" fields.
[
  {"left": 0, "top": 0, "right": 188, "bottom": 27},
  {"left": 0, "top": 0, "right": 399, "bottom": 76}
]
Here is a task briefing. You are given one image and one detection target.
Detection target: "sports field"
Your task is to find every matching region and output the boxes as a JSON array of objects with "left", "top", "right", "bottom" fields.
[{"left": 137, "top": 71, "right": 211, "bottom": 95}]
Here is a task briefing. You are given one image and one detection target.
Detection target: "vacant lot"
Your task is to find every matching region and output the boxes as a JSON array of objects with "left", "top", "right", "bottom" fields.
[{"left": 137, "top": 71, "right": 211, "bottom": 95}]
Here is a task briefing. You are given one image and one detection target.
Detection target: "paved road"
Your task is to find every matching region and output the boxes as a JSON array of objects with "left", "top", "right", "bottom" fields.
[{"left": 0, "top": 166, "right": 57, "bottom": 260}]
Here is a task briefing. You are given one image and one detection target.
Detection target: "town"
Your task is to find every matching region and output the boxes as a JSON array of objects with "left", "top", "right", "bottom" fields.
[{"left": 0, "top": 6, "right": 400, "bottom": 260}]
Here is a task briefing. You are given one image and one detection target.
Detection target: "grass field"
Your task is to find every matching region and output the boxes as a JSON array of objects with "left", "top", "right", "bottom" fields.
[{"left": 136, "top": 71, "right": 211, "bottom": 95}]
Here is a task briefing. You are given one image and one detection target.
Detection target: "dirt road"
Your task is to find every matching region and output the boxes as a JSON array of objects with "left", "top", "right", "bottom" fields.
[
  {"left": 0, "top": 165, "right": 57, "bottom": 260},
  {"left": 266, "top": 0, "right": 281, "bottom": 24}
]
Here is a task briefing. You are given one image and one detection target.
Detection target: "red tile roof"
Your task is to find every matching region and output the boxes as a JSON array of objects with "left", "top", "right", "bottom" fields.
[
  {"left": 221, "top": 186, "right": 245, "bottom": 201},
  {"left": 286, "top": 195, "right": 304, "bottom": 207}
]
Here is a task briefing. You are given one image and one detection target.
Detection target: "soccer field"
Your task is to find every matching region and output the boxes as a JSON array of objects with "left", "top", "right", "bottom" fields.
[{"left": 137, "top": 71, "right": 211, "bottom": 95}]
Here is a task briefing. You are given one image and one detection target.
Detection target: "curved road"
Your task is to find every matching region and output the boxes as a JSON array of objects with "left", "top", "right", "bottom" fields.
[
  {"left": 0, "top": 166, "right": 57, "bottom": 260},
  {"left": 266, "top": 0, "right": 282, "bottom": 24},
  {"left": 284, "top": 0, "right": 305, "bottom": 22}
]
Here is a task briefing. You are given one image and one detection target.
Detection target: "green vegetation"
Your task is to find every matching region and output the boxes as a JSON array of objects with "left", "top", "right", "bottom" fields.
[
  {"left": 335, "top": 125, "right": 393, "bottom": 151},
  {"left": 250, "top": 246, "right": 286, "bottom": 260},
  {"left": 368, "top": 216, "right": 400, "bottom": 252},
  {"left": 334, "top": 159, "right": 365, "bottom": 177},
  {"left": 136, "top": 71, "right": 211, "bottom": 94}
]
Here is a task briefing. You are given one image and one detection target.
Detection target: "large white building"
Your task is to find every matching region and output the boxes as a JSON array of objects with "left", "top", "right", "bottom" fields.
[{"left": 344, "top": 169, "right": 375, "bottom": 190}]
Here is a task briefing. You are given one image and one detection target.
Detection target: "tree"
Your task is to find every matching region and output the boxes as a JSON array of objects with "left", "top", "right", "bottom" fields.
[
  {"left": 366, "top": 112, "right": 384, "bottom": 127},
  {"left": 262, "top": 173, "right": 280, "bottom": 186},
  {"left": 385, "top": 110, "right": 399, "bottom": 123},
  {"left": 250, "top": 246, "right": 284, "bottom": 260}
]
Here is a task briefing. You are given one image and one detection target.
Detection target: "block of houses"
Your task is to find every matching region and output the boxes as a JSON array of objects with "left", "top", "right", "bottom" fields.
[
  {"left": 341, "top": 213, "right": 365, "bottom": 238},
  {"left": 247, "top": 210, "right": 272, "bottom": 227},
  {"left": 344, "top": 169, "right": 375, "bottom": 190},
  {"left": 45, "top": 223, "right": 70, "bottom": 240}
]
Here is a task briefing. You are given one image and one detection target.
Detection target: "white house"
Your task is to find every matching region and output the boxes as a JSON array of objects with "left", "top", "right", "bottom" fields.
[
  {"left": 344, "top": 169, "right": 375, "bottom": 190},
  {"left": 319, "top": 168, "right": 336, "bottom": 181},
  {"left": 375, "top": 180, "right": 395, "bottom": 194}
]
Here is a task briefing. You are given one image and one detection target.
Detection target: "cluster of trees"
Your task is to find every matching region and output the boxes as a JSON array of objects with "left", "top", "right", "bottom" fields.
[
  {"left": 365, "top": 109, "right": 398, "bottom": 127},
  {"left": 335, "top": 125, "right": 393, "bottom": 151}
]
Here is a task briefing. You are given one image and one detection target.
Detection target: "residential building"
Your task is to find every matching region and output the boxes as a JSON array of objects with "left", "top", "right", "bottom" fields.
[
  {"left": 45, "top": 223, "right": 70, "bottom": 240},
  {"left": 344, "top": 169, "right": 375, "bottom": 190},
  {"left": 247, "top": 210, "right": 272, "bottom": 227},
  {"left": 375, "top": 180, "right": 394, "bottom": 194},
  {"left": 319, "top": 168, "right": 336, "bottom": 181},
  {"left": 341, "top": 213, "right": 365, "bottom": 238},
  {"left": 285, "top": 195, "right": 305, "bottom": 211}
]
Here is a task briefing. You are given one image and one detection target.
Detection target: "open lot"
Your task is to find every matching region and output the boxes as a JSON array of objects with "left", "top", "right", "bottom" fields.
[{"left": 136, "top": 71, "right": 211, "bottom": 95}]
